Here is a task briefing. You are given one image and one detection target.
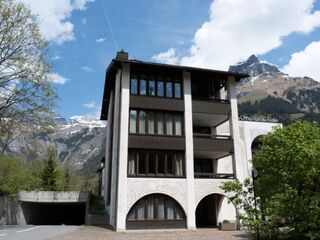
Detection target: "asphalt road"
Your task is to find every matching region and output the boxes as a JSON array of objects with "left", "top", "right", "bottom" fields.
[{"left": 0, "top": 225, "right": 80, "bottom": 240}]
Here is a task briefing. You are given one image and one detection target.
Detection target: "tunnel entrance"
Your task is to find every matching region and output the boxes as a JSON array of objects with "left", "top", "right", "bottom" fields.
[{"left": 20, "top": 202, "right": 86, "bottom": 225}]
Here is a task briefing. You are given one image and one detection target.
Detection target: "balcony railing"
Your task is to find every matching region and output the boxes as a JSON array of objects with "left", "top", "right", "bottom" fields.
[
  {"left": 194, "top": 173, "right": 234, "bottom": 179},
  {"left": 193, "top": 133, "right": 232, "bottom": 140},
  {"left": 192, "top": 97, "right": 230, "bottom": 104}
]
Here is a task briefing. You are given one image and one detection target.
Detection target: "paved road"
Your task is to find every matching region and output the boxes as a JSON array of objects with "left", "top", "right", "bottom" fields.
[{"left": 0, "top": 225, "right": 80, "bottom": 240}]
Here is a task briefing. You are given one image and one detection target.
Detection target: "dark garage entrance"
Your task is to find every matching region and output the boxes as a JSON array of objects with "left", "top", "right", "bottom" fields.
[
  {"left": 196, "top": 194, "right": 222, "bottom": 228},
  {"left": 20, "top": 202, "right": 86, "bottom": 225}
]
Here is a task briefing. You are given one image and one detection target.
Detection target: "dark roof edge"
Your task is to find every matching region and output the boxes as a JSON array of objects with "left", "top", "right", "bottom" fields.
[{"left": 112, "top": 58, "right": 249, "bottom": 79}]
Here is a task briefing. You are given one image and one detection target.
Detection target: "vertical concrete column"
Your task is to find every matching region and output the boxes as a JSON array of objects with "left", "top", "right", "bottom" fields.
[
  {"left": 116, "top": 63, "right": 130, "bottom": 231},
  {"left": 109, "top": 72, "right": 121, "bottom": 227},
  {"left": 183, "top": 70, "right": 196, "bottom": 230},
  {"left": 104, "top": 91, "right": 114, "bottom": 207},
  {"left": 227, "top": 76, "right": 245, "bottom": 181}
]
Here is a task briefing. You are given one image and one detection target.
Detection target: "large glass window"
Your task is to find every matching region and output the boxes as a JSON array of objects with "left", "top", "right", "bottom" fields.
[
  {"left": 129, "top": 110, "right": 183, "bottom": 136},
  {"left": 148, "top": 112, "right": 155, "bottom": 134},
  {"left": 175, "top": 115, "right": 182, "bottom": 136},
  {"left": 128, "top": 150, "right": 185, "bottom": 177},
  {"left": 129, "top": 110, "right": 137, "bottom": 133},
  {"left": 148, "top": 78, "right": 156, "bottom": 96},
  {"left": 130, "top": 74, "right": 182, "bottom": 98},
  {"left": 127, "top": 194, "right": 185, "bottom": 222},
  {"left": 157, "top": 80, "right": 164, "bottom": 97},
  {"left": 166, "top": 80, "right": 173, "bottom": 98},
  {"left": 139, "top": 77, "right": 147, "bottom": 95},
  {"left": 166, "top": 113, "right": 173, "bottom": 135},
  {"left": 130, "top": 76, "right": 138, "bottom": 95},
  {"left": 138, "top": 111, "right": 146, "bottom": 134},
  {"left": 174, "top": 80, "right": 181, "bottom": 98}
]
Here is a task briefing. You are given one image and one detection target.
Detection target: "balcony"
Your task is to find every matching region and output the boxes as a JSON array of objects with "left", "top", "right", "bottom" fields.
[
  {"left": 128, "top": 134, "right": 185, "bottom": 150},
  {"left": 194, "top": 173, "right": 234, "bottom": 179},
  {"left": 193, "top": 133, "right": 233, "bottom": 159}
]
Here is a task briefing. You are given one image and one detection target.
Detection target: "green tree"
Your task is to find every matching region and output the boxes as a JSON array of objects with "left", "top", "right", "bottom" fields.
[
  {"left": 222, "top": 121, "right": 320, "bottom": 240},
  {"left": 0, "top": 0, "right": 56, "bottom": 149},
  {"left": 40, "top": 147, "right": 62, "bottom": 191},
  {"left": 0, "top": 155, "right": 40, "bottom": 196}
]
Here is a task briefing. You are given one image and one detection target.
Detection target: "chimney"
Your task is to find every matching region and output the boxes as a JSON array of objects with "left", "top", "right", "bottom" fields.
[{"left": 116, "top": 50, "right": 128, "bottom": 60}]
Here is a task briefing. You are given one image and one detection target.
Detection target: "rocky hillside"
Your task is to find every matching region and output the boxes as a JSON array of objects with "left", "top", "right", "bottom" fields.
[
  {"left": 230, "top": 55, "right": 320, "bottom": 124},
  {"left": 1, "top": 115, "right": 106, "bottom": 174}
]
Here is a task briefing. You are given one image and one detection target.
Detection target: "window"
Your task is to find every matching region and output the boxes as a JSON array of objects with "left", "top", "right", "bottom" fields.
[
  {"left": 130, "top": 75, "right": 138, "bottom": 95},
  {"left": 129, "top": 110, "right": 137, "bottom": 133},
  {"left": 139, "top": 76, "right": 147, "bottom": 95},
  {"left": 148, "top": 78, "right": 156, "bottom": 96},
  {"left": 166, "top": 113, "right": 173, "bottom": 135},
  {"left": 157, "top": 79, "right": 164, "bottom": 97},
  {"left": 138, "top": 111, "right": 146, "bottom": 134},
  {"left": 157, "top": 112, "right": 164, "bottom": 135},
  {"left": 175, "top": 115, "right": 182, "bottom": 136},
  {"left": 148, "top": 112, "right": 155, "bottom": 134},
  {"left": 174, "top": 80, "right": 181, "bottom": 98},
  {"left": 130, "top": 74, "right": 183, "bottom": 98},
  {"left": 166, "top": 80, "right": 173, "bottom": 98},
  {"left": 129, "top": 109, "right": 183, "bottom": 136},
  {"left": 127, "top": 194, "right": 185, "bottom": 222},
  {"left": 128, "top": 150, "right": 185, "bottom": 177}
]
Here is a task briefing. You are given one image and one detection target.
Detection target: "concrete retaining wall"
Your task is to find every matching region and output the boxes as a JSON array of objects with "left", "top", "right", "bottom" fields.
[{"left": 0, "top": 195, "right": 26, "bottom": 225}]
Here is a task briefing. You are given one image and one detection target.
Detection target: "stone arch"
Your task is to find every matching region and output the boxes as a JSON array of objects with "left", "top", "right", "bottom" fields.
[
  {"left": 127, "top": 180, "right": 186, "bottom": 214},
  {"left": 126, "top": 193, "right": 186, "bottom": 229},
  {"left": 195, "top": 192, "right": 237, "bottom": 228}
]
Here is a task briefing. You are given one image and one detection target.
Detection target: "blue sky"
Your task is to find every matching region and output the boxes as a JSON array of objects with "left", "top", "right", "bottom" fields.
[{"left": 22, "top": 0, "right": 320, "bottom": 119}]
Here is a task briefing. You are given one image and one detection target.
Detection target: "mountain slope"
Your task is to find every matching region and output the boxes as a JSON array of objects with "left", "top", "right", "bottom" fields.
[{"left": 230, "top": 55, "right": 320, "bottom": 124}]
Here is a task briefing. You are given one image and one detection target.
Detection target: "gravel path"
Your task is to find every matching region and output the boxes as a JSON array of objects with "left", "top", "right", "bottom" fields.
[{"left": 50, "top": 226, "right": 251, "bottom": 240}]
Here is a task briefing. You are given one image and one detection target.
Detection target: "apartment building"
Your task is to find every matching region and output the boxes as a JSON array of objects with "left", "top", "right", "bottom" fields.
[{"left": 100, "top": 51, "right": 275, "bottom": 231}]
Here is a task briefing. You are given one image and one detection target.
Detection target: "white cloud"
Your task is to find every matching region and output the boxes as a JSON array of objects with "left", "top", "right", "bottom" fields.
[
  {"left": 154, "top": 0, "right": 320, "bottom": 70},
  {"left": 282, "top": 41, "right": 320, "bottom": 81},
  {"left": 48, "top": 73, "right": 70, "bottom": 84},
  {"left": 152, "top": 48, "right": 179, "bottom": 65},
  {"left": 83, "top": 101, "right": 101, "bottom": 116},
  {"left": 53, "top": 55, "right": 61, "bottom": 60},
  {"left": 81, "top": 66, "right": 93, "bottom": 72},
  {"left": 81, "top": 18, "right": 87, "bottom": 25},
  {"left": 21, "top": 0, "right": 95, "bottom": 44},
  {"left": 95, "top": 38, "right": 106, "bottom": 43}
]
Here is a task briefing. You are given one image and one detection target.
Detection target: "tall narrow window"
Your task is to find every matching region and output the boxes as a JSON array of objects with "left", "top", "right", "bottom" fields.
[
  {"left": 148, "top": 112, "right": 155, "bottom": 134},
  {"left": 137, "top": 201, "right": 144, "bottom": 220},
  {"left": 167, "top": 199, "right": 175, "bottom": 219},
  {"left": 166, "top": 113, "right": 173, "bottom": 135},
  {"left": 157, "top": 79, "right": 164, "bottom": 97},
  {"left": 148, "top": 78, "right": 156, "bottom": 96},
  {"left": 158, "top": 152, "right": 165, "bottom": 174},
  {"left": 148, "top": 152, "right": 156, "bottom": 174},
  {"left": 140, "top": 76, "right": 147, "bottom": 95},
  {"left": 128, "top": 152, "right": 136, "bottom": 175},
  {"left": 146, "top": 197, "right": 154, "bottom": 219},
  {"left": 138, "top": 152, "right": 146, "bottom": 174},
  {"left": 129, "top": 110, "right": 137, "bottom": 133},
  {"left": 167, "top": 153, "right": 173, "bottom": 174},
  {"left": 166, "top": 79, "right": 173, "bottom": 98},
  {"left": 157, "top": 112, "right": 164, "bottom": 135},
  {"left": 175, "top": 114, "right": 182, "bottom": 136},
  {"left": 174, "top": 80, "right": 181, "bottom": 98},
  {"left": 175, "top": 154, "right": 183, "bottom": 176},
  {"left": 138, "top": 111, "right": 146, "bottom": 134},
  {"left": 157, "top": 197, "right": 165, "bottom": 219},
  {"left": 130, "top": 75, "right": 138, "bottom": 94}
]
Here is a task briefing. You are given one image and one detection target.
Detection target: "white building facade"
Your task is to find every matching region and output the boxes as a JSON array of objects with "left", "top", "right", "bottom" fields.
[{"left": 100, "top": 51, "right": 281, "bottom": 231}]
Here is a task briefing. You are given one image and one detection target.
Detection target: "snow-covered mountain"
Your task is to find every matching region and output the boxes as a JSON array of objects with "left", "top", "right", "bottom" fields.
[{"left": 2, "top": 114, "right": 107, "bottom": 173}]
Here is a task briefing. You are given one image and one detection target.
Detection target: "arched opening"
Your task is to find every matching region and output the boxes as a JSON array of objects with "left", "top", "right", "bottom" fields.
[
  {"left": 251, "top": 135, "right": 263, "bottom": 157},
  {"left": 196, "top": 193, "right": 236, "bottom": 228},
  {"left": 126, "top": 193, "right": 186, "bottom": 230}
]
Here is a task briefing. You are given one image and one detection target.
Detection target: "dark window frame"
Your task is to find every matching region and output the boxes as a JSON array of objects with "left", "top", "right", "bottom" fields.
[
  {"left": 130, "top": 73, "right": 183, "bottom": 99},
  {"left": 127, "top": 149, "right": 185, "bottom": 178},
  {"left": 127, "top": 194, "right": 186, "bottom": 221},
  {"left": 129, "top": 109, "right": 184, "bottom": 137}
]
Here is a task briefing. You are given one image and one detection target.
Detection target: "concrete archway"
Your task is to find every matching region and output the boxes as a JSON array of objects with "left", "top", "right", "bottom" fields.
[{"left": 195, "top": 193, "right": 237, "bottom": 228}]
